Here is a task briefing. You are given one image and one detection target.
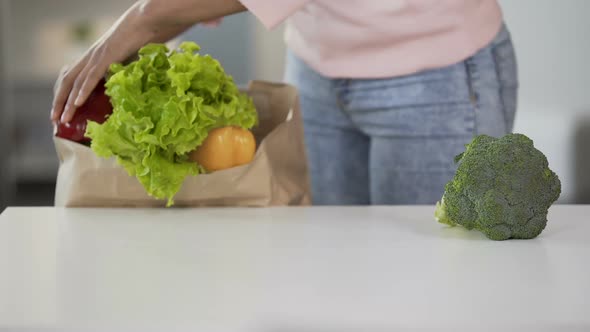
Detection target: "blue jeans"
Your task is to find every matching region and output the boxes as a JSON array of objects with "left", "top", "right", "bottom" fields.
[{"left": 284, "top": 24, "right": 518, "bottom": 205}]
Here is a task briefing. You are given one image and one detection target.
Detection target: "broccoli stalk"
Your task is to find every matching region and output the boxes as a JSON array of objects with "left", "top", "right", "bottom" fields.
[{"left": 435, "top": 133, "right": 561, "bottom": 240}]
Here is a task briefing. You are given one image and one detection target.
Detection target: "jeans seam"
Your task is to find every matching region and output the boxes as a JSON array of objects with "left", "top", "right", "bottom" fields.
[
  {"left": 464, "top": 57, "right": 479, "bottom": 136},
  {"left": 491, "top": 47, "right": 506, "bottom": 132},
  {"left": 491, "top": 40, "right": 517, "bottom": 133}
]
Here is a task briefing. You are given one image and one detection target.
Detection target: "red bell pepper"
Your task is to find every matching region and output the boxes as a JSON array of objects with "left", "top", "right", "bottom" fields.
[{"left": 55, "top": 79, "right": 113, "bottom": 143}]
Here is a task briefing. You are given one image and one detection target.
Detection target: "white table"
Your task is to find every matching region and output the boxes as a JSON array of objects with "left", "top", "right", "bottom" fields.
[{"left": 0, "top": 205, "right": 588, "bottom": 332}]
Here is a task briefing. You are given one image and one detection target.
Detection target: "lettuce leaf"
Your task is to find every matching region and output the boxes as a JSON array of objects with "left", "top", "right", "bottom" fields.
[{"left": 85, "top": 42, "right": 258, "bottom": 206}]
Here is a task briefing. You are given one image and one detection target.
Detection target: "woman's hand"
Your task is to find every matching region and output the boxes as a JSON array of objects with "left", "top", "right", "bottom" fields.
[
  {"left": 51, "top": 3, "right": 156, "bottom": 124},
  {"left": 51, "top": 0, "right": 245, "bottom": 124},
  {"left": 52, "top": 37, "right": 130, "bottom": 124}
]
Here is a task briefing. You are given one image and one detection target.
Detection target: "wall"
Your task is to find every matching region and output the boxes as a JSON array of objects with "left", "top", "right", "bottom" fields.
[
  {"left": 499, "top": 0, "right": 590, "bottom": 203},
  {"left": 7, "top": 0, "right": 254, "bottom": 84},
  {"left": 7, "top": 0, "right": 135, "bottom": 81}
]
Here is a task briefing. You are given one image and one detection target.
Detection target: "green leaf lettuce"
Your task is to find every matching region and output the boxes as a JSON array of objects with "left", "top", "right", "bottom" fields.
[{"left": 85, "top": 42, "right": 258, "bottom": 206}]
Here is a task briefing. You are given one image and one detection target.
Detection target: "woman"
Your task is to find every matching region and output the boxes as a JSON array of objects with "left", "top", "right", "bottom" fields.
[{"left": 51, "top": 0, "right": 518, "bottom": 205}]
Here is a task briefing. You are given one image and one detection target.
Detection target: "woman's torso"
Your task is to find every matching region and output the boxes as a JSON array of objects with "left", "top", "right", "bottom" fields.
[{"left": 284, "top": 0, "right": 503, "bottom": 78}]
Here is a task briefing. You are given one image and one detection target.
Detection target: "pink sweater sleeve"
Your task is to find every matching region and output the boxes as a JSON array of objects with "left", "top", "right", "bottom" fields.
[{"left": 239, "top": 0, "right": 311, "bottom": 29}]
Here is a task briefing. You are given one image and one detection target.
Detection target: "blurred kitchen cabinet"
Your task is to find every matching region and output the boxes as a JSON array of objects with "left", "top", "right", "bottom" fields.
[
  {"left": 10, "top": 81, "right": 59, "bottom": 181},
  {"left": 1, "top": 0, "right": 15, "bottom": 210}
]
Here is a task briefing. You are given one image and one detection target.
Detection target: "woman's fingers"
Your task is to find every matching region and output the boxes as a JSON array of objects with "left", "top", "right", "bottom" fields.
[
  {"left": 75, "top": 63, "right": 106, "bottom": 108},
  {"left": 51, "top": 57, "right": 87, "bottom": 122},
  {"left": 201, "top": 18, "right": 223, "bottom": 27},
  {"left": 61, "top": 61, "right": 94, "bottom": 123},
  {"left": 54, "top": 44, "right": 122, "bottom": 123},
  {"left": 53, "top": 65, "right": 69, "bottom": 95},
  {"left": 74, "top": 47, "right": 110, "bottom": 108},
  {"left": 51, "top": 67, "right": 73, "bottom": 122}
]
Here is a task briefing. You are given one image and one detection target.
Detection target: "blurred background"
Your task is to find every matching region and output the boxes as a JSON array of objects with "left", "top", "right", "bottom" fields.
[{"left": 0, "top": 0, "right": 589, "bottom": 211}]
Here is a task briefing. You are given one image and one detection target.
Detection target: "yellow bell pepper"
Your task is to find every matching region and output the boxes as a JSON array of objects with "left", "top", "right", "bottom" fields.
[{"left": 189, "top": 126, "right": 256, "bottom": 172}]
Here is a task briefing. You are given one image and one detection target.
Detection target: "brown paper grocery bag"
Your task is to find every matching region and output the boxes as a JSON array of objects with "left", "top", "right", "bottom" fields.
[{"left": 54, "top": 81, "right": 312, "bottom": 207}]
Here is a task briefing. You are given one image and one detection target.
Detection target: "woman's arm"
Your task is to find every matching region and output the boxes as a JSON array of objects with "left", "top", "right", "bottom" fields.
[{"left": 52, "top": 0, "right": 246, "bottom": 124}]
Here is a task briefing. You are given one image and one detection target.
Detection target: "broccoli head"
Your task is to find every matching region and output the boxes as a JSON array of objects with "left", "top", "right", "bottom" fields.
[{"left": 435, "top": 133, "right": 561, "bottom": 240}]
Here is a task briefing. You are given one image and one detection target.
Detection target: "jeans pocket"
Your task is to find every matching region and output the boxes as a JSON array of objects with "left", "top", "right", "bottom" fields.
[
  {"left": 342, "top": 62, "right": 477, "bottom": 138},
  {"left": 347, "top": 102, "right": 476, "bottom": 138}
]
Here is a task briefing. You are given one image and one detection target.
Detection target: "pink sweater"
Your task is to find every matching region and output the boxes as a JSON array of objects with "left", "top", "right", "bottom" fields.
[{"left": 239, "top": 0, "right": 503, "bottom": 78}]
